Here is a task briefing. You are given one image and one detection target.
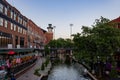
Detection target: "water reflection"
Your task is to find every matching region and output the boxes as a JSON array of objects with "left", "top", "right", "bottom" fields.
[{"left": 48, "top": 64, "right": 90, "bottom": 80}]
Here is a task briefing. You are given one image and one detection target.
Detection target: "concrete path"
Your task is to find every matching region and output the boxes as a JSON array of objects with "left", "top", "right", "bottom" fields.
[{"left": 16, "top": 57, "right": 45, "bottom": 80}]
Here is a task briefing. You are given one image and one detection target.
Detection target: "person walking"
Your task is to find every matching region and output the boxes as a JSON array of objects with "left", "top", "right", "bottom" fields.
[
  {"left": 6, "top": 57, "right": 11, "bottom": 78},
  {"left": 10, "top": 76, "right": 16, "bottom": 80},
  {"left": 10, "top": 71, "right": 16, "bottom": 80}
]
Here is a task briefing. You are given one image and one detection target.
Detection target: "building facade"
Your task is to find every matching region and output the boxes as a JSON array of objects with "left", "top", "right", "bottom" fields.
[
  {"left": 0, "top": 1, "right": 53, "bottom": 78},
  {"left": 111, "top": 16, "right": 120, "bottom": 28},
  {"left": 0, "top": 0, "right": 28, "bottom": 48},
  {"left": 111, "top": 17, "right": 120, "bottom": 75},
  {"left": 45, "top": 24, "right": 53, "bottom": 44},
  {"left": 0, "top": 0, "right": 53, "bottom": 49},
  {"left": 28, "top": 20, "right": 47, "bottom": 48}
]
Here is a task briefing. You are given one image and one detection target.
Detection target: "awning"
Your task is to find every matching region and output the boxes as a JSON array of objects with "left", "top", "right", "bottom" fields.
[{"left": 0, "top": 48, "right": 34, "bottom": 54}]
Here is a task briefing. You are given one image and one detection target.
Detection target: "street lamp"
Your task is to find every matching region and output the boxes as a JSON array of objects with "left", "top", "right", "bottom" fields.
[
  {"left": 53, "top": 26, "right": 56, "bottom": 40},
  {"left": 70, "top": 24, "right": 73, "bottom": 39}
]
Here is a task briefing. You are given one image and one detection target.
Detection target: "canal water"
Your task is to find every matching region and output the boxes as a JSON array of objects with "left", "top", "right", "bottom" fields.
[{"left": 48, "top": 64, "right": 91, "bottom": 80}]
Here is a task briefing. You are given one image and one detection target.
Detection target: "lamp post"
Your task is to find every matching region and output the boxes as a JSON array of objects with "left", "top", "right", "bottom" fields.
[
  {"left": 70, "top": 24, "right": 73, "bottom": 39},
  {"left": 53, "top": 26, "right": 56, "bottom": 40}
]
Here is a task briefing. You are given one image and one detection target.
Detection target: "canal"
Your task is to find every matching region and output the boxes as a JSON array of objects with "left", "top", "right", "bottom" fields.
[
  {"left": 48, "top": 64, "right": 91, "bottom": 80},
  {"left": 47, "top": 53, "right": 92, "bottom": 80}
]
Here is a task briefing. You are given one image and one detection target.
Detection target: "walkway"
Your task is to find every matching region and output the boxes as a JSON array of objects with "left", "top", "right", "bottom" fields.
[{"left": 16, "top": 57, "right": 45, "bottom": 80}]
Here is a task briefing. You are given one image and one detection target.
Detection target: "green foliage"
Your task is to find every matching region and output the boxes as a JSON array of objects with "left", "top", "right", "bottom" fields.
[
  {"left": 44, "top": 57, "right": 49, "bottom": 67},
  {"left": 53, "top": 58, "right": 61, "bottom": 65},
  {"left": 110, "top": 69, "right": 118, "bottom": 78},
  {"left": 65, "top": 55, "right": 71, "bottom": 65},
  {"left": 93, "top": 16, "right": 110, "bottom": 27},
  {"left": 73, "top": 16, "right": 120, "bottom": 60},
  {"left": 47, "top": 38, "right": 74, "bottom": 48},
  {"left": 44, "top": 45, "right": 50, "bottom": 55},
  {"left": 34, "top": 68, "right": 41, "bottom": 76},
  {"left": 41, "top": 63, "right": 45, "bottom": 70}
]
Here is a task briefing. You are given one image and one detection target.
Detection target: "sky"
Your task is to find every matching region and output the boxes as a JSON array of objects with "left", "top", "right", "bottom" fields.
[{"left": 7, "top": 0, "right": 120, "bottom": 39}]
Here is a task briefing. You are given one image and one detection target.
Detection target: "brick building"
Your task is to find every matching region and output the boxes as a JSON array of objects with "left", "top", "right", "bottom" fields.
[
  {"left": 0, "top": 0, "right": 53, "bottom": 49},
  {"left": 0, "top": 0, "right": 53, "bottom": 78},
  {"left": 45, "top": 24, "right": 53, "bottom": 44},
  {"left": 28, "top": 20, "right": 47, "bottom": 48},
  {"left": 111, "top": 17, "right": 120, "bottom": 75},
  {"left": 111, "top": 16, "right": 120, "bottom": 28},
  {"left": 0, "top": 0, "right": 28, "bottom": 48}
]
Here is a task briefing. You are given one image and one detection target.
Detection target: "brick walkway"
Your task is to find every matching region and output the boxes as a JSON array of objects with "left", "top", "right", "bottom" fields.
[{"left": 16, "top": 57, "right": 45, "bottom": 80}]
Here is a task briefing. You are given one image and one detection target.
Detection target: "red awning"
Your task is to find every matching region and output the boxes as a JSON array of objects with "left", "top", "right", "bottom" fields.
[{"left": 8, "top": 51, "right": 15, "bottom": 55}]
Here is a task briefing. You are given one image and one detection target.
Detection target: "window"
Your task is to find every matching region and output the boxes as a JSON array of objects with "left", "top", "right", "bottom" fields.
[
  {"left": 25, "top": 30, "right": 26, "bottom": 35},
  {"left": 2, "top": 36, "right": 5, "bottom": 47},
  {"left": 14, "top": 13, "right": 16, "bottom": 20},
  {"left": 0, "top": 36, "right": 1, "bottom": 47},
  {"left": 23, "top": 29, "right": 24, "bottom": 34},
  {"left": 18, "top": 27, "right": 21, "bottom": 33},
  {"left": 23, "top": 21, "right": 27, "bottom": 27},
  {"left": 11, "top": 23, "right": 13, "bottom": 30},
  {"left": 4, "top": 20, "right": 8, "bottom": 28},
  {"left": 15, "top": 36, "right": 18, "bottom": 48},
  {"left": 20, "top": 37, "right": 24, "bottom": 47},
  {"left": 20, "top": 18, "right": 22, "bottom": 24},
  {"left": 18, "top": 16, "right": 20, "bottom": 23},
  {"left": 5, "top": 7, "right": 7, "bottom": 15},
  {"left": 18, "top": 27, "right": 19, "bottom": 32},
  {"left": 14, "top": 24, "right": 16, "bottom": 31},
  {"left": 118, "top": 23, "right": 120, "bottom": 28},
  {"left": 25, "top": 22, "right": 27, "bottom": 27},
  {"left": 20, "top": 28, "right": 22, "bottom": 33},
  {"left": 23, "top": 29, "right": 26, "bottom": 35},
  {"left": 23, "top": 29, "right": 25, "bottom": 34},
  {"left": 23, "top": 20, "right": 25, "bottom": 26},
  {"left": 23, "top": 20, "right": 26, "bottom": 26},
  {"left": 11, "top": 11, "right": 13, "bottom": 19},
  {"left": 0, "top": 3, "right": 3, "bottom": 13},
  {"left": 0, "top": 17, "right": 3, "bottom": 26},
  {"left": 0, "top": 32, "right": 12, "bottom": 48}
]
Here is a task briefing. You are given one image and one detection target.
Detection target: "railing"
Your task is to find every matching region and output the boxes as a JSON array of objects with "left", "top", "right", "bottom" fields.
[
  {"left": 11, "top": 59, "right": 37, "bottom": 74},
  {"left": 72, "top": 58, "right": 98, "bottom": 80}
]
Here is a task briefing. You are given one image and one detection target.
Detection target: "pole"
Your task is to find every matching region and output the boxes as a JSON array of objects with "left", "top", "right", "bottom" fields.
[
  {"left": 70, "top": 24, "right": 73, "bottom": 39},
  {"left": 53, "top": 26, "right": 56, "bottom": 40}
]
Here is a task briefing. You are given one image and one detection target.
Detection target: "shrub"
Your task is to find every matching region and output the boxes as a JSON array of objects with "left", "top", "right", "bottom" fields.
[
  {"left": 34, "top": 68, "right": 41, "bottom": 76},
  {"left": 45, "top": 59, "right": 49, "bottom": 67},
  {"left": 41, "top": 63, "right": 45, "bottom": 70}
]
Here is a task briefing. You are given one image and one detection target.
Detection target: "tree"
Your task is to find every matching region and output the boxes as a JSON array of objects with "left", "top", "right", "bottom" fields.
[
  {"left": 72, "top": 17, "right": 120, "bottom": 77},
  {"left": 92, "top": 17, "right": 120, "bottom": 56},
  {"left": 46, "top": 38, "right": 74, "bottom": 49},
  {"left": 93, "top": 16, "right": 110, "bottom": 27},
  {"left": 73, "top": 17, "right": 120, "bottom": 60}
]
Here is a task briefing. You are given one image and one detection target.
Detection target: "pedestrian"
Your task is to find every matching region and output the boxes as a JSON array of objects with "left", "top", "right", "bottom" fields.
[
  {"left": 10, "top": 72, "right": 16, "bottom": 80},
  {"left": 6, "top": 57, "right": 11, "bottom": 78},
  {"left": 11, "top": 77, "right": 16, "bottom": 80}
]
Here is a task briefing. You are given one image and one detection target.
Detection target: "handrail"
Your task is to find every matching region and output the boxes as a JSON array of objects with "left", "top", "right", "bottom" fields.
[{"left": 72, "top": 57, "right": 98, "bottom": 80}]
